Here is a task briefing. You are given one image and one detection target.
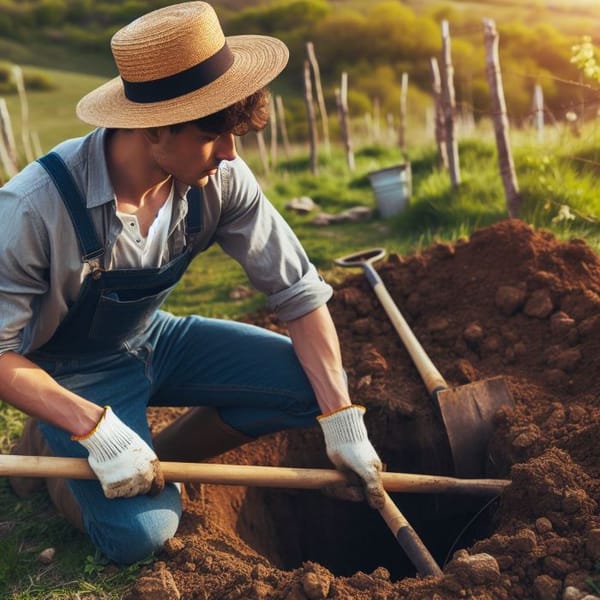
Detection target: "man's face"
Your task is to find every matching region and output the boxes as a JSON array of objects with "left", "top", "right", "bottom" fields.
[{"left": 150, "top": 123, "right": 237, "bottom": 187}]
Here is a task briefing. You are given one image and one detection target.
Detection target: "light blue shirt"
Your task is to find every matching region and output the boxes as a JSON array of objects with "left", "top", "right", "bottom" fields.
[{"left": 0, "top": 128, "right": 332, "bottom": 355}]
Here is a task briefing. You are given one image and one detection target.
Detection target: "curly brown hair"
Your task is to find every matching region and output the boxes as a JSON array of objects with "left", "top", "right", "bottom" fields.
[{"left": 170, "top": 88, "right": 270, "bottom": 136}]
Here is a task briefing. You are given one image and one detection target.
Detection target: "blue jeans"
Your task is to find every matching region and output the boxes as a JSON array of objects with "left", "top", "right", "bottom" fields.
[{"left": 33, "top": 311, "right": 319, "bottom": 564}]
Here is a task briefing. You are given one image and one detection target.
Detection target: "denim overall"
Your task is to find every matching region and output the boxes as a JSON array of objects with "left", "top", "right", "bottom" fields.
[{"left": 29, "top": 152, "right": 319, "bottom": 563}]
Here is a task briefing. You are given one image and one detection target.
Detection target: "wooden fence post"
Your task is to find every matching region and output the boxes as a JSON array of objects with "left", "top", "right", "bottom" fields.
[
  {"left": 269, "top": 95, "right": 278, "bottom": 169},
  {"left": 12, "top": 66, "right": 34, "bottom": 163},
  {"left": 533, "top": 83, "right": 544, "bottom": 143},
  {"left": 483, "top": 18, "right": 521, "bottom": 217},
  {"left": 430, "top": 57, "right": 448, "bottom": 169},
  {"left": 303, "top": 59, "right": 319, "bottom": 175},
  {"left": 275, "top": 95, "right": 291, "bottom": 158},
  {"left": 399, "top": 72, "right": 408, "bottom": 155},
  {"left": 0, "top": 98, "right": 19, "bottom": 177},
  {"left": 336, "top": 71, "right": 355, "bottom": 172},
  {"left": 305, "top": 42, "right": 330, "bottom": 155},
  {"left": 441, "top": 20, "right": 461, "bottom": 187},
  {"left": 373, "top": 97, "right": 381, "bottom": 142},
  {"left": 255, "top": 130, "right": 270, "bottom": 177}
]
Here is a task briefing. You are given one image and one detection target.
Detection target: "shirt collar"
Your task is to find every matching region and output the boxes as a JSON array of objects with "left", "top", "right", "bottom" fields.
[{"left": 84, "top": 128, "right": 116, "bottom": 209}]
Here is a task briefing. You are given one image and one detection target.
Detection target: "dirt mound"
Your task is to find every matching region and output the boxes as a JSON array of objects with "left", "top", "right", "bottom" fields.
[{"left": 128, "top": 219, "right": 600, "bottom": 599}]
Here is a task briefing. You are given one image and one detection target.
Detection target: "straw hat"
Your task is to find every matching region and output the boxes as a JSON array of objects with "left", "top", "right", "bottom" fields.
[{"left": 76, "top": 2, "right": 289, "bottom": 128}]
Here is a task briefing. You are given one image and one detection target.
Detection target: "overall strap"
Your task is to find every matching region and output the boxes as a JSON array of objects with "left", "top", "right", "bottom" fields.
[
  {"left": 185, "top": 185, "right": 203, "bottom": 234},
  {"left": 37, "top": 152, "right": 104, "bottom": 262}
]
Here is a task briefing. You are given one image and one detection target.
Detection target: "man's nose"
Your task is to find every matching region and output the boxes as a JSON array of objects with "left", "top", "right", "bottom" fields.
[{"left": 215, "top": 133, "right": 237, "bottom": 161}]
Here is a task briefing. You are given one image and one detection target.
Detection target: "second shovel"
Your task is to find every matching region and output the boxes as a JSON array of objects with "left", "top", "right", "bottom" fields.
[{"left": 335, "top": 248, "right": 515, "bottom": 478}]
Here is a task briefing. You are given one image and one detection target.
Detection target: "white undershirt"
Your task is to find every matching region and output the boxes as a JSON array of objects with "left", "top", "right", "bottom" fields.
[{"left": 112, "top": 181, "right": 174, "bottom": 269}]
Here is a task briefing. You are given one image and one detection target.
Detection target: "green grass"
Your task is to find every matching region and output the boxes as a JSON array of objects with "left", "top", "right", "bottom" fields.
[{"left": 3, "top": 62, "right": 600, "bottom": 597}]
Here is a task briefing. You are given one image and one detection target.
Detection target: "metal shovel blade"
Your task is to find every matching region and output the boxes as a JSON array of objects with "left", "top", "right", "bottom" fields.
[{"left": 435, "top": 376, "right": 514, "bottom": 478}]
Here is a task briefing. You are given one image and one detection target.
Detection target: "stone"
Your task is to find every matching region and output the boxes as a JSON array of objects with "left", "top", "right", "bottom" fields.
[
  {"left": 524, "top": 289, "right": 554, "bottom": 319},
  {"left": 585, "top": 529, "right": 600, "bottom": 560},
  {"left": 444, "top": 552, "right": 500, "bottom": 585},
  {"left": 533, "top": 574, "right": 561, "bottom": 600},
  {"left": 495, "top": 285, "right": 526, "bottom": 315}
]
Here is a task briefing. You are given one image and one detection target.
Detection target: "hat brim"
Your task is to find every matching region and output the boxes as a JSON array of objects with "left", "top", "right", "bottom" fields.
[{"left": 76, "top": 35, "right": 289, "bottom": 128}]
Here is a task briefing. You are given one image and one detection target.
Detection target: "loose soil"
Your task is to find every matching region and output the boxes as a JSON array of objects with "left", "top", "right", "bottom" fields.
[{"left": 129, "top": 219, "right": 600, "bottom": 600}]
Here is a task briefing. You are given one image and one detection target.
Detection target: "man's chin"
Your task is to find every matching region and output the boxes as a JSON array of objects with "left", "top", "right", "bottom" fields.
[{"left": 196, "top": 176, "right": 210, "bottom": 187}]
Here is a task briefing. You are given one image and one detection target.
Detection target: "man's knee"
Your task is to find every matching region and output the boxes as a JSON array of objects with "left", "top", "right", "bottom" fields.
[{"left": 85, "top": 485, "right": 182, "bottom": 565}]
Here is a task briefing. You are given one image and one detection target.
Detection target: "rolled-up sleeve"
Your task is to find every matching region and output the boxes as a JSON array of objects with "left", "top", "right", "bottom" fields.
[
  {"left": 215, "top": 158, "right": 332, "bottom": 321},
  {"left": 0, "top": 185, "right": 50, "bottom": 355}
]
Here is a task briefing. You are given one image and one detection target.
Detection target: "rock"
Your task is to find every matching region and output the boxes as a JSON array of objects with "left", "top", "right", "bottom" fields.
[
  {"left": 355, "top": 346, "right": 388, "bottom": 376},
  {"left": 128, "top": 568, "right": 181, "bottom": 600},
  {"left": 544, "top": 369, "right": 569, "bottom": 387},
  {"left": 524, "top": 289, "right": 554, "bottom": 319},
  {"left": 352, "top": 317, "right": 372, "bottom": 336},
  {"left": 550, "top": 311, "right": 576, "bottom": 336},
  {"left": 562, "top": 489, "right": 587, "bottom": 514},
  {"left": 512, "top": 428, "right": 540, "bottom": 449},
  {"left": 563, "top": 587, "right": 585, "bottom": 600},
  {"left": 38, "top": 547, "right": 56, "bottom": 564},
  {"left": 444, "top": 551, "right": 500, "bottom": 585},
  {"left": 463, "top": 322, "right": 484, "bottom": 348},
  {"left": 585, "top": 529, "right": 600, "bottom": 560},
  {"left": 495, "top": 285, "right": 526, "bottom": 315},
  {"left": 285, "top": 196, "right": 318, "bottom": 214},
  {"left": 301, "top": 568, "right": 332, "bottom": 600},
  {"left": 535, "top": 517, "right": 553, "bottom": 534},
  {"left": 482, "top": 335, "right": 503, "bottom": 353},
  {"left": 512, "top": 528, "right": 538, "bottom": 552},
  {"left": 229, "top": 284, "right": 254, "bottom": 300},
  {"left": 546, "top": 347, "right": 581, "bottom": 372},
  {"left": 162, "top": 537, "right": 185, "bottom": 557},
  {"left": 533, "top": 574, "right": 561, "bottom": 600},
  {"left": 427, "top": 316, "right": 449, "bottom": 332}
]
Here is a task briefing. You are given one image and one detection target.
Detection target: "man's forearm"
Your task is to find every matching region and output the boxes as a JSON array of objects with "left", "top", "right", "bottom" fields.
[
  {"left": 286, "top": 304, "right": 351, "bottom": 415},
  {"left": 0, "top": 351, "right": 103, "bottom": 437}
]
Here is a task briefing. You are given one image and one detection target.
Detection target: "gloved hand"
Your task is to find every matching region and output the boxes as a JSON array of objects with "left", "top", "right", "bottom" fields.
[
  {"left": 317, "top": 405, "right": 385, "bottom": 509},
  {"left": 73, "top": 406, "right": 164, "bottom": 499}
]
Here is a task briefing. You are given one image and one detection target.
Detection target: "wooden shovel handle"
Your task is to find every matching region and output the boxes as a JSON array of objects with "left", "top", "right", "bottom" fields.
[
  {"left": 378, "top": 490, "right": 443, "bottom": 577},
  {"left": 363, "top": 262, "right": 448, "bottom": 395},
  {"left": 0, "top": 455, "right": 509, "bottom": 495}
]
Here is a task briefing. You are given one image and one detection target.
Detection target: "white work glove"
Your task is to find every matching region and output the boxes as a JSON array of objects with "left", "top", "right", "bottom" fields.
[
  {"left": 317, "top": 405, "right": 385, "bottom": 509},
  {"left": 74, "top": 406, "right": 165, "bottom": 499}
]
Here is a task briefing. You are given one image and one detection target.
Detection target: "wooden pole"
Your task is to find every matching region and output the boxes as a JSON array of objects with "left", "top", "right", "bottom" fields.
[
  {"left": 255, "top": 130, "right": 270, "bottom": 176},
  {"left": 0, "top": 455, "right": 510, "bottom": 496},
  {"left": 373, "top": 97, "right": 381, "bottom": 142},
  {"left": 305, "top": 41, "right": 330, "bottom": 155},
  {"left": 269, "top": 95, "right": 277, "bottom": 169},
  {"left": 303, "top": 59, "right": 319, "bottom": 175},
  {"left": 399, "top": 72, "right": 408, "bottom": 155},
  {"left": 441, "top": 20, "right": 460, "bottom": 187},
  {"left": 430, "top": 57, "right": 448, "bottom": 169},
  {"left": 12, "top": 66, "right": 34, "bottom": 163},
  {"left": 275, "top": 95, "right": 291, "bottom": 158},
  {"left": 483, "top": 18, "right": 521, "bottom": 217},
  {"left": 533, "top": 83, "right": 544, "bottom": 143},
  {"left": 0, "top": 98, "right": 18, "bottom": 177},
  {"left": 336, "top": 71, "right": 355, "bottom": 171}
]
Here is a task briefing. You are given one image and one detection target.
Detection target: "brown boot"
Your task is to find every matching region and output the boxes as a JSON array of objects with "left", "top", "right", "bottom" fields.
[
  {"left": 46, "top": 477, "right": 85, "bottom": 532},
  {"left": 9, "top": 418, "right": 84, "bottom": 531},
  {"left": 153, "top": 406, "right": 253, "bottom": 462}
]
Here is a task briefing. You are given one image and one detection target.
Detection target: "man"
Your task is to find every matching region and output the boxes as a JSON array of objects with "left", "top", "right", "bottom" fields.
[{"left": 0, "top": 2, "right": 384, "bottom": 564}]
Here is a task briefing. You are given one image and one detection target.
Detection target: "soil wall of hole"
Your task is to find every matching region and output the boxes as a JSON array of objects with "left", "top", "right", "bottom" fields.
[{"left": 128, "top": 219, "right": 600, "bottom": 600}]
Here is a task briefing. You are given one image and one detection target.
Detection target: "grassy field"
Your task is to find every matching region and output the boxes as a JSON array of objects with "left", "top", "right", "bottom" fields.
[{"left": 2, "top": 60, "right": 600, "bottom": 598}]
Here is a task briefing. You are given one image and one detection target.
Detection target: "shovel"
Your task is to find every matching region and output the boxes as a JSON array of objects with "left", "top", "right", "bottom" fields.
[{"left": 335, "top": 248, "right": 515, "bottom": 478}]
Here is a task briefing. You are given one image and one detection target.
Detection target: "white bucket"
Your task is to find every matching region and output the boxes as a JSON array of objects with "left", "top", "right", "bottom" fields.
[{"left": 368, "top": 163, "right": 412, "bottom": 218}]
